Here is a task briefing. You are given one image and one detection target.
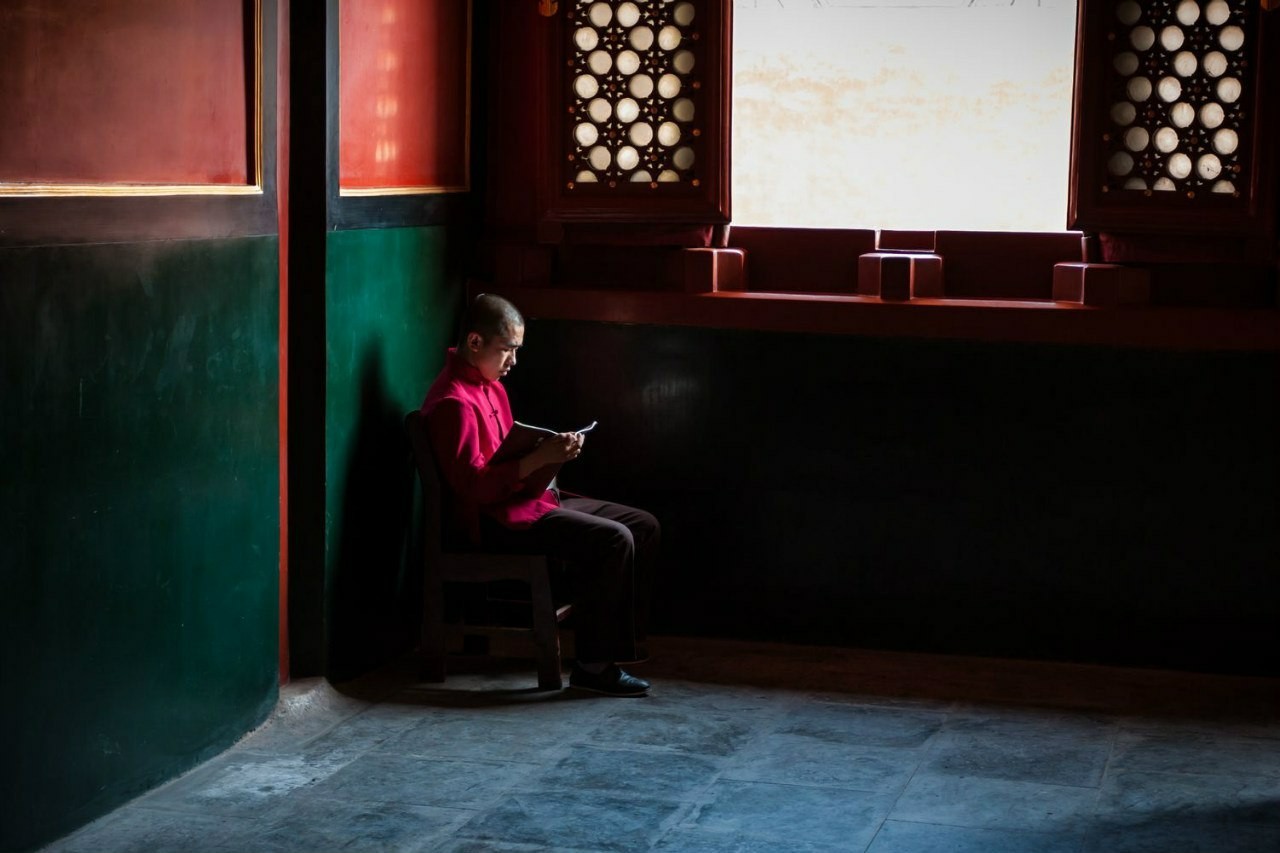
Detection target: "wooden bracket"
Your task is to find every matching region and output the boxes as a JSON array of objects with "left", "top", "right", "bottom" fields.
[
  {"left": 857, "top": 252, "right": 944, "bottom": 300},
  {"left": 1052, "top": 262, "right": 1151, "bottom": 306},
  {"left": 683, "top": 248, "right": 745, "bottom": 293}
]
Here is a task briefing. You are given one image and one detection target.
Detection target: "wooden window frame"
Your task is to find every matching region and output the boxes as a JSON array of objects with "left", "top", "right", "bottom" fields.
[
  {"left": 1068, "top": 0, "right": 1278, "bottom": 242},
  {"left": 523, "top": 0, "right": 1277, "bottom": 244},
  {"left": 478, "top": 1, "right": 1277, "bottom": 348},
  {"left": 539, "top": 0, "right": 731, "bottom": 226}
]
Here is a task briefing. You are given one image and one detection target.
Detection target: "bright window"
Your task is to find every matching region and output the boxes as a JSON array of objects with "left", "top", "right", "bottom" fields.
[{"left": 732, "top": 0, "right": 1078, "bottom": 232}]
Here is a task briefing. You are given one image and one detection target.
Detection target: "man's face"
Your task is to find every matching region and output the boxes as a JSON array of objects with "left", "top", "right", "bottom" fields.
[{"left": 467, "top": 323, "right": 524, "bottom": 382}]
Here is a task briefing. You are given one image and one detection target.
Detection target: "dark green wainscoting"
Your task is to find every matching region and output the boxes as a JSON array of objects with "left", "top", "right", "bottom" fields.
[
  {"left": 323, "top": 225, "right": 462, "bottom": 681},
  {"left": 0, "top": 237, "right": 280, "bottom": 853},
  {"left": 508, "top": 319, "right": 1280, "bottom": 677}
]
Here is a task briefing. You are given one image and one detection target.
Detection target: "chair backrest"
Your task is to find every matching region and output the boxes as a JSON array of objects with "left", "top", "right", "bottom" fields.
[{"left": 404, "top": 410, "right": 447, "bottom": 556}]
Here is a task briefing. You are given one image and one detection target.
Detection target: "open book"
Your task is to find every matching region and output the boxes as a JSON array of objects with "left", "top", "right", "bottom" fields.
[{"left": 489, "top": 420, "right": 598, "bottom": 496}]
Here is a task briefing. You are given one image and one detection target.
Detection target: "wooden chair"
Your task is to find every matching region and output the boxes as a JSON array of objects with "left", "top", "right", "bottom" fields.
[{"left": 404, "top": 410, "right": 570, "bottom": 691}]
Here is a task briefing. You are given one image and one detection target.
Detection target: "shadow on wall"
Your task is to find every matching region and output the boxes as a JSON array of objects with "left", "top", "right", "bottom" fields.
[{"left": 327, "top": 346, "right": 422, "bottom": 682}]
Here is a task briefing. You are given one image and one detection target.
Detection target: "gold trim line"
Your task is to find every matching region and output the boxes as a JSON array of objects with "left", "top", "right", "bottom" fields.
[
  {"left": 0, "top": 184, "right": 265, "bottom": 198},
  {"left": 339, "top": 185, "right": 469, "bottom": 197}
]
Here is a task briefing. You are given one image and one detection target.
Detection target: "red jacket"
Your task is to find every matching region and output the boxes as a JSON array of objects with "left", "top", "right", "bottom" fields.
[{"left": 421, "top": 348, "right": 559, "bottom": 542}]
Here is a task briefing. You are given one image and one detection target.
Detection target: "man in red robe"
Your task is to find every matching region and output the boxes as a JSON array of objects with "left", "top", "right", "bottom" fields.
[{"left": 421, "top": 294, "right": 656, "bottom": 696}]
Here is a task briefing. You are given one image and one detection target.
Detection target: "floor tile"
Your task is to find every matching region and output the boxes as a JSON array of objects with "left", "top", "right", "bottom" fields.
[
  {"left": 251, "top": 797, "right": 472, "bottom": 853},
  {"left": 944, "top": 707, "right": 1116, "bottom": 740},
  {"left": 379, "top": 710, "right": 582, "bottom": 763},
  {"left": 866, "top": 819, "right": 1083, "bottom": 853},
  {"left": 43, "top": 806, "right": 260, "bottom": 853},
  {"left": 584, "top": 706, "right": 757, "bottom": 757},
  {"left": 457, "top": 790, "right": 684, "bottom": 852},
  {"left": 923, "top": 713, "right": 1113, "bottom": 787},
  {"left": 433, "top": 840, "right": 589, "bottom": 853},
  {"left": 532, "top": 744, "right": 720, "bottom": 800},
  {"left": 723, "top": 733, "right": 921, "bottom": 793},
  {"left": 687, "top": 780, "right": 896, "bottom": 849},
  {"left": 890, "top": 772, "right": 1098, "bottom": 832},
  {"left": 774, "top": 700, "right": 946, "bottom": 748},
  {"left": 1109, "top": 729, "right": 1280, "bottom": 779},
  {"left": 285, "top": 701, "right": 434, "bottom": 758},
  {"left": 651, "top": 827, "right": 852, "bottom": 852},
  {"left": 303, "top": 752, "right": 534, "bottom": 809},
  {"left": 1094, "top": 769, "right": 1280, "bottom": 826},
  {"left": 138, "top": 751, "right": 358, "bottom": 818},
  {"left": 636, "top": 679, "right": 794, "bottom": 718},
  {"left": 33, "top": 637, "right": 1280, "bottom": 853}
]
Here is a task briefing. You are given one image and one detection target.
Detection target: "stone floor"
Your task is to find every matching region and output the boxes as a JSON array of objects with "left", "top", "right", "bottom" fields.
[{"left": 40, "top": 636, "right": 1280, "bottom": 853}]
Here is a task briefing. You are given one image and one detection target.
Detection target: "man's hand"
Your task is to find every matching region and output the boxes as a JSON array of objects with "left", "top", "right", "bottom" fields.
[
  {"left": 538, "top": 432, "right": 584, "bottom": 464},
  {"left": 519, "top": 432, "right": 585, "bottom": 479}
]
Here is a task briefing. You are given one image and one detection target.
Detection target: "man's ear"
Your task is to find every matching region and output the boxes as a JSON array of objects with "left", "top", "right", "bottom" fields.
[{"left": 466, "top": 332, "right": 484, "bottom": 352}]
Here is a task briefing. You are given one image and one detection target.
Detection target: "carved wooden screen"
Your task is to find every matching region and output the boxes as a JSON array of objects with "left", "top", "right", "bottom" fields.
[
  {"left": 1070, "top": 0, "right": 1275, "bottom": 236},
  {"left": 544, "top": 0, "right": 730, "bottom": 224}
]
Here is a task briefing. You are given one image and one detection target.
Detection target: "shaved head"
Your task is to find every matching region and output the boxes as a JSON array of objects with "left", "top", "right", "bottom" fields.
[{"left": 457, "top": 293, "right": 524, "bottom": 348}]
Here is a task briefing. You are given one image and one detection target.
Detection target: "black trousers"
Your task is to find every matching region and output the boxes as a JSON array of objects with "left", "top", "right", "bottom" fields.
[{"left": 482, "top": 496, "right": 659, "bottom": 664}]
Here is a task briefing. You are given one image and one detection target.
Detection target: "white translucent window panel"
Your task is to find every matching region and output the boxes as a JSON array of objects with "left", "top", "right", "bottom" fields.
[{"left": 733, "top": 0, "right": 1078, "bottom": 232}]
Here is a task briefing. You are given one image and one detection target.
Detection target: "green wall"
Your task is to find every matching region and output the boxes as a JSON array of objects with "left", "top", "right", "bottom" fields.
[
  {"left": 0, "top": 237, "right": 280, "bottom": 853},
  {"left": 323, "top": 225, "right": 461, "bottom": 680}
]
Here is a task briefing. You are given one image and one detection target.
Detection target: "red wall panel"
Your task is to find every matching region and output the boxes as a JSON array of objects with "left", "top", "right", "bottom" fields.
[
  {"left": 338, "top": 0, "right": 468, "bottom": 191},
  {"left": 0, "top": 0, "right": 253, "bottom": 186}
]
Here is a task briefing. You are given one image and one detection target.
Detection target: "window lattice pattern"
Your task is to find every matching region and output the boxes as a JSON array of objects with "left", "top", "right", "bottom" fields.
[
  {"left": 566, "top": 1, "right": 701, "bottom": 188},
  {"left": 1104, "top": 0, "right": 1251, "bottom": 196}
]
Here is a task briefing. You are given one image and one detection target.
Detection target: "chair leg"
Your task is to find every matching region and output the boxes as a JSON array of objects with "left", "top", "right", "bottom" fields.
[
  {"left": 421, "top": 570, "right": 447, "bottom": 683},
  {"left": 528, "top": 559, "right": 564, "bottom": 691}
]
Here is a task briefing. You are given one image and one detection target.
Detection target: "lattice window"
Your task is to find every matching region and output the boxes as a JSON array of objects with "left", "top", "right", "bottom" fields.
[
  {"left": 1101, "top": 0, "right": 1252, "bottom": 197},
  {"left": 565, "top": 1, "right": 704, "bottom": 189}
]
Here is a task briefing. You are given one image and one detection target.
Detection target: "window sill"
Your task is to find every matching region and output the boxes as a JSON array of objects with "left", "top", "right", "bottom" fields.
[{"left": 485, "top": 285, "right": 1280, "bottom": 352}]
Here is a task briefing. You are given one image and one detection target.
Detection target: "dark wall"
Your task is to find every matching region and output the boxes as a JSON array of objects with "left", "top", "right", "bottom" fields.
[
  {"left": 0, "top": 237, "right": 280, "bottom": 852},
  {"left": 322, "top": 225, "right": 463, "bottom": 681},
  {"left": 510, "top": 319, "right": 1280, "bottom": 676}
]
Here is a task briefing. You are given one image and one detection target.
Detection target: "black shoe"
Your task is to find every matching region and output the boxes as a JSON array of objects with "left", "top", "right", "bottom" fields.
[{"left": 569, "top": 664, "right": 650, "bottom": 697}]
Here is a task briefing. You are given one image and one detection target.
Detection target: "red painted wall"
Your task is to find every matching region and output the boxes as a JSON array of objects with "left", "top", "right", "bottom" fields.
[
  {"left": 338, "top": 0, "right": 468, "bottom": 190},
  {"left": 0, "top": 0, "right": 252, "bottom": 185}
]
